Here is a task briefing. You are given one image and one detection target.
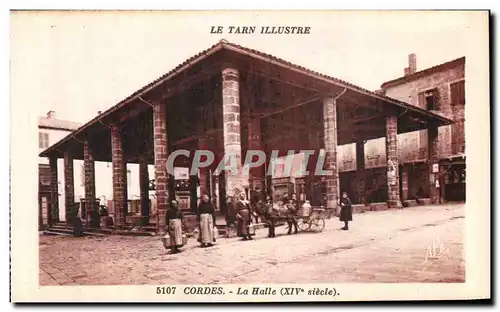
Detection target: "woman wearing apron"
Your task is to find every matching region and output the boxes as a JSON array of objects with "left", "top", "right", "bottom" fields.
[
  {"left": 165, "top": 200, "right": 185, "bottom": 254},
  {"left": 197, "top": 194, "right": 216, "bottom": 247},
  {"left": 236, "top": 192, "right": 253, "bottom": 241}
]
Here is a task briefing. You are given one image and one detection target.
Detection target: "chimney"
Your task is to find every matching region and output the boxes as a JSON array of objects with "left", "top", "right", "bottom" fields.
[
  {"left": 47, "top": 110, "right": 56, "bottom": 119},
  {"left": 408, "top": 53, "right": 417, "bottom": 74}
]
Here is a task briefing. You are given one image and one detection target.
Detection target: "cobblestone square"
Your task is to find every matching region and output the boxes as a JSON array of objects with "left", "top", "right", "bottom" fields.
[{"left": 39, "top": 203, "right": 465, "bottom": 285}]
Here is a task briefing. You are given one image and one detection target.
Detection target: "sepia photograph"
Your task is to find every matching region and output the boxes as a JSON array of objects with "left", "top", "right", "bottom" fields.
[{"left": 10, "top": 9, "right": 490, "bottom": 302}]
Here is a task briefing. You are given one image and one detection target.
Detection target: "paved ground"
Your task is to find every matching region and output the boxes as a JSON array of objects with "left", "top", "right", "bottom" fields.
[{"left": 39, "top": 203, "right": 465, "bottom": 285}]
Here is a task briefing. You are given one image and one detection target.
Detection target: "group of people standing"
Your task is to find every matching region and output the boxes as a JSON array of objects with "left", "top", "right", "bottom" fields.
[
  {"left": 164, "top": 194, "right": 217, "bottom": 254},
  {"left": 164, "top": 189, "right": 354, "bottom": 254}
]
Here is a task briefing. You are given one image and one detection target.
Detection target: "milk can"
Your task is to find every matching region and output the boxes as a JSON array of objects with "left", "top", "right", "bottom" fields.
[{"left": 300, "top": 200, "right": 312, "bottom": 218}]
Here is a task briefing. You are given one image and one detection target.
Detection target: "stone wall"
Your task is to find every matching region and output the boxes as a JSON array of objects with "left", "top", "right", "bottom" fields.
[{"left": 384, "top": 61, "right": 465, "bottom": 159}]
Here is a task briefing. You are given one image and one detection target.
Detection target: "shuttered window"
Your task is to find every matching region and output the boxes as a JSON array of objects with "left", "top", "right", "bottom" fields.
[
  {"left": 450, "top": 80, "right": 465, "bottom": 105},
  {"left": 418, "top": 88, "right": 439, "bottom": 111},
  {"left": 39, "top": 132, "right": 49, "bottom": 149}
]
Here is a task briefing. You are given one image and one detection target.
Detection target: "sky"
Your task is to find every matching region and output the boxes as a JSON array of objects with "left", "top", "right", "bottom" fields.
[{"left": 10, "top": 10, "right": 480, "bottom": 124}]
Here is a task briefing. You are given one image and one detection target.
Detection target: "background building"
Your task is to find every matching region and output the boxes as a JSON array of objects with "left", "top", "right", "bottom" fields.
[
  {"left": 38, "top": 111, "right": 81, "bottom": 227},
  {"left": 380, "top": 54, "right": 465, "bottom": 203},
  {"left": 335, "top": 55, "right": 465, "bottom": 205}
]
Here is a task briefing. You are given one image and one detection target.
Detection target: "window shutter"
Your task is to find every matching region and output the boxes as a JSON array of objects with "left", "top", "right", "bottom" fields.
[
  {"left": 451, "top": 80, "right": 465, "bottom": 105},
  {"left": 44, "top": 133, "right": 49, "bottom": 148},
  {"left": 418, "top": 92, "right": 425, "bottom": 109},
  {"left": 39, "top": 132, "right": 44, "bottom": 148}
]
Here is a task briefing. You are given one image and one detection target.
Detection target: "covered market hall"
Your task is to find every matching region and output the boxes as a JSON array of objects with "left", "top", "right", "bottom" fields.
[{"left": 39, "top": 40, "right": 453, "bottom": 233}]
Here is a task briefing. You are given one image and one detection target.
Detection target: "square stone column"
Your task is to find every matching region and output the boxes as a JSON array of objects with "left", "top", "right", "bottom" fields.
[
  {"left": 189, "top": 173, "right": 198, "bottom": 213},
  {"left": 247, "top": 118, "right": 264, "bottom": 197},
  {"left": 197, "top": 137, "right": 210, "bottom": 197},
  {"left": 322, "top": 97, "right": 339, "bottom": 214},
  {"left": 63, "top": 151, "right": 75, "bottom": 225},
  {"left": 153, "top": 102, "right": 169, "bottom": 233},
  {"left": 49, "top": 156, "right": 59, "bottom": 224},
  {"left": 356, "top": 140, "right": 367, "bottom": 205},
  {"left": 385, "top": 115, "right": 402, "bottom": 208},
  {"left": 139, "top": 156, "right": 150, "bottom": 225},
  {"left": 83, "top": 140, "right": 99, "bottom": 228},
  {"left": 428, "top": 125, "right": 440, "bottom": 203},
  {"left": 222, "top": 67, "right": 245, "bottom": 197},
  {"left": 111, "top": 124, "right": 127, "bottom": 229},
  {"left": 401, "top": 165, "right": 409, "bottom": 201},
  {"left": 306, "top": 151, "right": 319, "bottom": 204}
]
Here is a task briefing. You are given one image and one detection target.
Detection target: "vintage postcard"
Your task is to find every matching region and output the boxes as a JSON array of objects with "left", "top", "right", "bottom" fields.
[{"left": 10, "top": 10, "right": 490, "bottom": 302}]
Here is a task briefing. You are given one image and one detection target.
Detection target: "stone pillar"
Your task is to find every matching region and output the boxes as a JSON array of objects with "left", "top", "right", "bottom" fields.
[
  {"left": 197, "top": 137, "right": 210, "bottom": 197},
  {"left": 264, "top": 151, "right": 273, "bottom": 197},
  {"left": 153, "top": 102, "right": 169, "bottom": 233},
  {"left": 401, "top": 165, "right": 409, "bottom": 201},
  {"left": 428, "top": 125, "right": 440, "bottom": 203},
  {"left": 306, "top": 151, "right": 318, "bottom": 204},
  {"left": 247, "top": 118, "right": 264, "bottom": 200},
  {"left": 139, "top": 156, "right": 150, "bottom": 225},
  {"left": 111, "top": 124, "right": 127, "bottom": 229},
  {"left": 322, "top": 97, "right": 339, "bottom": 214},
  {"left": 356, "top": 140, "right": 367, "bottom": 205},
  {"left": 189, "top": 174, "right": 198, "bottom": 213},
  {"left": 49, "top": 156, "right": 59, "bottom": 224},
  {"left": 63, "top": 151, "right": 75, "bottom": 225},
  {"left": 83, "top": 140, "right": 99, "bottom": 228},
  {"left": 385, "top": 115, "right": 402, "bottom": 208},
  {"left": 222, "top": 67, "right": 245, "bottom": 197}
]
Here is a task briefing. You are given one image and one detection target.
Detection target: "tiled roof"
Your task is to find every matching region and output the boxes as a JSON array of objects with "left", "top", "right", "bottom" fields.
[
  {"left": 39, "top": 39, "right": 454, "bottom": 157},
  {"left": 219, "top": 40, "right": 453, "bottom": 123},
  {"left": 38, "top": 116, "right": 81, "bottom": 131},
  {"left": 380, "top": 57, "right": 465, "bottom": 89}
]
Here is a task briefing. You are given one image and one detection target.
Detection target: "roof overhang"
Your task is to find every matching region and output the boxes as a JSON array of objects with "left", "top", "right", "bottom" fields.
[{"left": 39, "top": 40, "right": 454, "bottom": 159}]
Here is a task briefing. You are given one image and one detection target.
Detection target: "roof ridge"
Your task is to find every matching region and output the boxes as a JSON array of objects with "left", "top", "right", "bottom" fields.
[
  {"left": 40, "top": 39, "right": 454, "bottom": 158},
  {"left": 381, "top": 56, "right": 465, "bottom": 89}
]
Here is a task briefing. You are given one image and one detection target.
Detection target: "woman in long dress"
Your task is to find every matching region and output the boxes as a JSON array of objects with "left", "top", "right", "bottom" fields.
[
  {"left": 339, "top": 192, "right": 353, "bottom": 230},
  {"left": 165, "top": 200, "right": 185, "bottom": 254},
  {"left": 197, "top": 194, "right": 216, "bottom": 247},
  {"left": 236, "top": 192, "right": 253, "bottom": 240}
]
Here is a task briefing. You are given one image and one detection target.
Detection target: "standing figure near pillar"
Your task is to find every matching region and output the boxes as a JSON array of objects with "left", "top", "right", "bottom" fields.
[
  {"left": 282, "top": 194, "right": 298, "bottom": 235},
  {"left": 290, "top": 193, "right": 298, "bottom": 207},
  {"left": 236, "top": 192, "right": 253, "bottom": 240},
  {"left": 165, "top": 200, "right": 186, "bottom": 254},
  {"left": 251, "top": 197, "right": 264, "bottom": 224},
  {"left": 339, "top": 191, "right": 353, "bottom": 230},
  {"left": 264, "top": 196, "right": 278, "bottom": 238},
  {"left": 197, "top": 194, "right": 216, "bottom": 247}
]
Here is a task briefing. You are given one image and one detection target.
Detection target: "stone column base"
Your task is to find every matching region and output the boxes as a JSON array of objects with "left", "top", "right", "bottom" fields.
[{"left": 387, "top": 199, "right": 403, "bottom": 208}]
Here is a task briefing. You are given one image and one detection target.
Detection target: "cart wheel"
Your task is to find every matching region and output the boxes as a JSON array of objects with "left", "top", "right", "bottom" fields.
[
  {"left": 310, "top": 217, "right": 325, "bottom": 233},
  {"left": 297, "top": 218, "right": 310, "bottom": 232}
]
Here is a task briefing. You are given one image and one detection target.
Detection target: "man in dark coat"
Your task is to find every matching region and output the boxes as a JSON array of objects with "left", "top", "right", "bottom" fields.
[
  {"left": 264, "top": 196, "right": 278, "bottom": 238},
  {"left": 282, "top": 194, "right": 298, "bottom": 235},
  {"left": 339, "top": 191, "right": 353, "bottom": 230}
]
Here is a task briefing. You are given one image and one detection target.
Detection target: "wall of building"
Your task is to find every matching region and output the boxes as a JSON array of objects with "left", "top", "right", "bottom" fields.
[
  {"left": 333, "top": 61, "right": 465, "bottom": 202},
  {"left": 383, "top": 62, "right": 465, "bottom": 159}
]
